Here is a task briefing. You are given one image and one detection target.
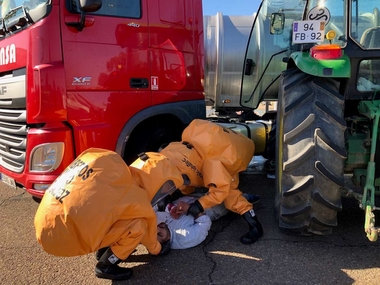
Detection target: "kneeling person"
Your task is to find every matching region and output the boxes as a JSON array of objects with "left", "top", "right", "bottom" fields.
[{"left": 34, "top": 149, "right": 184, "bottom": 281}]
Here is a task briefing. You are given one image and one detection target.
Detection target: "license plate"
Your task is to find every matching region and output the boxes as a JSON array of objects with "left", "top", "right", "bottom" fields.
[
  {"left": 0, "top": 173, "right": 16, "bottom": 189},
  {"left": 292, "top": 20, "right": 325, "bottom": 44}
]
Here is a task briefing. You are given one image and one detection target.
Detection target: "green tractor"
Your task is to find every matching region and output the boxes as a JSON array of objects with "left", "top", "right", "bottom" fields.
[{"left": 241, "top": 0, "right": 380, "bottom": 241}]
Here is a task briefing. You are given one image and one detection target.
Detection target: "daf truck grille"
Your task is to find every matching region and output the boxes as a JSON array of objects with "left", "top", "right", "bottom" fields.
[
  {"left": 0, "top": 108, "right": 27, "bottom": 173},
  {"left": 0, "top": 68, "right": 27, "bottom": 173}
]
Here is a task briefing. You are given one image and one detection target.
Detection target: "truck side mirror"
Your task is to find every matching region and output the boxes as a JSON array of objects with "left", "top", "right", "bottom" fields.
[
  {"left": 79, "top": 0, "right": 102, "bottom": 13},
  {"left": 270, "top": 13, "right": 285, "bottom": 35},
  {"left": 67, "top": 0, "right": 102, "bottom": 31}
]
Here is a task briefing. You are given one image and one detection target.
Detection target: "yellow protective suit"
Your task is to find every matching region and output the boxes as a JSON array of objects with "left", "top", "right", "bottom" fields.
[
  {"left": 129, "top": 152, "right": 187, "bottom": 206},
  {"left": 161, "top": 119, "right": 255, "bottom": 215},
  {"left": 34, "top": 148, "right": 183, "bottom": 260}
]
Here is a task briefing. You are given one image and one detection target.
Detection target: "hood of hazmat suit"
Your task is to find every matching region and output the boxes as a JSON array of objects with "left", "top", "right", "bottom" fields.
[
  {"left": 34, "top": 148, "right": 161, "bottom": 258},
  {"left": 129, "top": 152, "right": 185, "bottom": 206},
  {"left": 160, "top": 142, "right": 204, "bottom": 189},
  {"left": 182, "top": 119, "right": 255, "bottom": 174}
]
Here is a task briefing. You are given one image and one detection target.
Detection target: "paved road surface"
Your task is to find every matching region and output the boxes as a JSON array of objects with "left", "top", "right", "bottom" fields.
[{"left": 1, "top": 171, "right": 380, "bottom": 285}]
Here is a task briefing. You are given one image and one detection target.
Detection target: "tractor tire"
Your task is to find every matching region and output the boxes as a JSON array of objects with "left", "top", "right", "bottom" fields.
[{"left": 274, "top": 68, "right": 347, "bottom": 236}]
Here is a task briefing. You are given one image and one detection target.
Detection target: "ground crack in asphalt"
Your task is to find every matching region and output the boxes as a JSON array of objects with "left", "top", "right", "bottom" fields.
[
  {"left": 0, "top": 191, "right": 26, "bottom": 206},
  {"left": 201, "top": 214, "right": 236, "bottom": 285}
]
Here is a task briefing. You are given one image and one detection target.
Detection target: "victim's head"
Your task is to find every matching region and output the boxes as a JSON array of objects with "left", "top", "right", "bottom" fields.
[{"left": 157, "top": 222, "right": 171, "bottom": 244}]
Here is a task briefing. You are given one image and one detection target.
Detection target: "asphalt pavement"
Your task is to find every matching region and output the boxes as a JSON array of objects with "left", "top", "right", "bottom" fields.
[{"left": 1, "top": 168, "right": 380, "bottom": 285}]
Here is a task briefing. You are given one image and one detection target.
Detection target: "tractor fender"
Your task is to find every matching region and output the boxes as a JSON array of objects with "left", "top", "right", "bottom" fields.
[{"left": 289, "top": 51, "right": 351, "bottom": 78}]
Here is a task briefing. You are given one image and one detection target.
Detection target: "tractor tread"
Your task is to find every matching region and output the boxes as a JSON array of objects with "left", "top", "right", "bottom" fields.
[{"left": 275, "top": 69, "right": 346, "bottom": 236}]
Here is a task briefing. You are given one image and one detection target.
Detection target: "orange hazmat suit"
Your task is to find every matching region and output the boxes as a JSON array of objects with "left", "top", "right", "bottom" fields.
[
  {"left": 161, "top": 119, "right": 255, "bottom": 215},
  {"left": 34, "top": 148, "right": 183, "bottom": 260}
]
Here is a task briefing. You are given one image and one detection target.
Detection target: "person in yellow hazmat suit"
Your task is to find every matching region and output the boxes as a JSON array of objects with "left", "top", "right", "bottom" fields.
[
  {"left": 160, "top": 119, "right": 264, "bottom": 244},
  {"left": 34, "top": 148, "right": 185, "bottom": 281}
]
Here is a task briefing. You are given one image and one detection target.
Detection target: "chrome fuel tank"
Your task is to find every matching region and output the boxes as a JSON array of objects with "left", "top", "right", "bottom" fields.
[
  {"left": 215, "top": 120, "right": 270, "bottom": 155},
  {"left": 204, "top": 13, "right": 255, "bottom": 111}
]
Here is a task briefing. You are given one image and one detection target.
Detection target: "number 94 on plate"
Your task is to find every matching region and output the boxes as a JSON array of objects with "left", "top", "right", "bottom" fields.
[{"left": 292, "top": 20, "right": 325, "bottom": 44}]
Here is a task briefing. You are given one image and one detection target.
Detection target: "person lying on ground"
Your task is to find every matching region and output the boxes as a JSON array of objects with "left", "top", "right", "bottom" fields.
[{"left": 155, "top": 193, "right": 261, "bottom": 249}]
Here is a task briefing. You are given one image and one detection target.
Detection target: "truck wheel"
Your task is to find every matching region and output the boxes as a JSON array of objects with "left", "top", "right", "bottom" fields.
[
  {"left": 274, "top": 68, "right": 347, "bottom": 235},
  {"left": 124, "top": 121, "right": 181, "bottom": 165}
]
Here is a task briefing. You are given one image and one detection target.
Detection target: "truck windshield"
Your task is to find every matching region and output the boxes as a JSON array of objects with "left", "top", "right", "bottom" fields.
[{"left": 0, "top": 0, "right": 50, "bottom": 24}]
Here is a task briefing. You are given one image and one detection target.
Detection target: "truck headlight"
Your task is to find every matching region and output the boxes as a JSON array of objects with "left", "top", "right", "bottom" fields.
[{"left": 30, "top": 143, "right": 65, "bottom": 172}]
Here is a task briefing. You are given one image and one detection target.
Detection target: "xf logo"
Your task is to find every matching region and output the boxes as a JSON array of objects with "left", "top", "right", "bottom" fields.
[{"left": 72, "top": 76, "right": 91, "bottom": 86}]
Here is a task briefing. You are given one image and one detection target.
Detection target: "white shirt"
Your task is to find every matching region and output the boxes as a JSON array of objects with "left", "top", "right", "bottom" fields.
[{"left": 155, "top": 211, "right": 211, "bottom": 249}]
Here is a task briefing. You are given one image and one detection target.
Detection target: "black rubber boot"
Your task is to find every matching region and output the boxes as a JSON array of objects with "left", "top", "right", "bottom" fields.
[
  {"left": 95, "top": 247, "right": 108, "bottom": 261},
  {"left": 240, "top": 210, "right": 263, "bottom": 244},
  {"left": 95, "top": 248, "right": 133, "bottom": 280}
]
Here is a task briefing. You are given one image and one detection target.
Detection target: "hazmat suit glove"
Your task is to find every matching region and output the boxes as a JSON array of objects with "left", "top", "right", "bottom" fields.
[
  {"left": 187, "top": 200, "right": 204, "bottom": 218},
  {"left": 156, "top": 190, "right": 184, "bottom": 211},
  {"left": 157, "top": 195, "right": 171, "bottom": 211},
  {"left": 170, "top": 189, "right": 184, "bottom": 201}
]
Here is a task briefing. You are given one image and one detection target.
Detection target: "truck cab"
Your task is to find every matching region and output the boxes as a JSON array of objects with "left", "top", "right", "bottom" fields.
[{"left": 0, "top": 0, "right": 205, "bottom": 198}]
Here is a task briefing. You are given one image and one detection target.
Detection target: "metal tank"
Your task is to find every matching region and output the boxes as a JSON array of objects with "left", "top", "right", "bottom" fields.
[{"left": 204, "top": 12, "right": 255, "bottom": 111}]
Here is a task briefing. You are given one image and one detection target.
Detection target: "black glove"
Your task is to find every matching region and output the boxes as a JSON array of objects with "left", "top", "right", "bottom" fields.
[
  {"left": 170, "top": 189, "right": 184, "bottom": 201},
  {"left": 156, "top": 190, "right": 184, "bottom": 211},
  {"left": 156, "top": 195, "right": 171, "bottom": 212},
  {"left": 159, "top": 240, "right": 171, "bottom": 256},
  {"left": 187, "top": 200, "right": 204, "bottom": 218}
]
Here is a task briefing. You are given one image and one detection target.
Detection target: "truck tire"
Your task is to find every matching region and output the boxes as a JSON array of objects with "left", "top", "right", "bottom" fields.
[
  {"left": 274, "top": 68, "right": 347, "bottom": 235},
  {"left": 124, "top": 120, "right": 181, "bottom": 165}
]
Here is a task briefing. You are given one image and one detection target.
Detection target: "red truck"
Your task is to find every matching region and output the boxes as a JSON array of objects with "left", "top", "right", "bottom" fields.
[{"left": 0, "top": 0, "right": 206, "bottom": 198}]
